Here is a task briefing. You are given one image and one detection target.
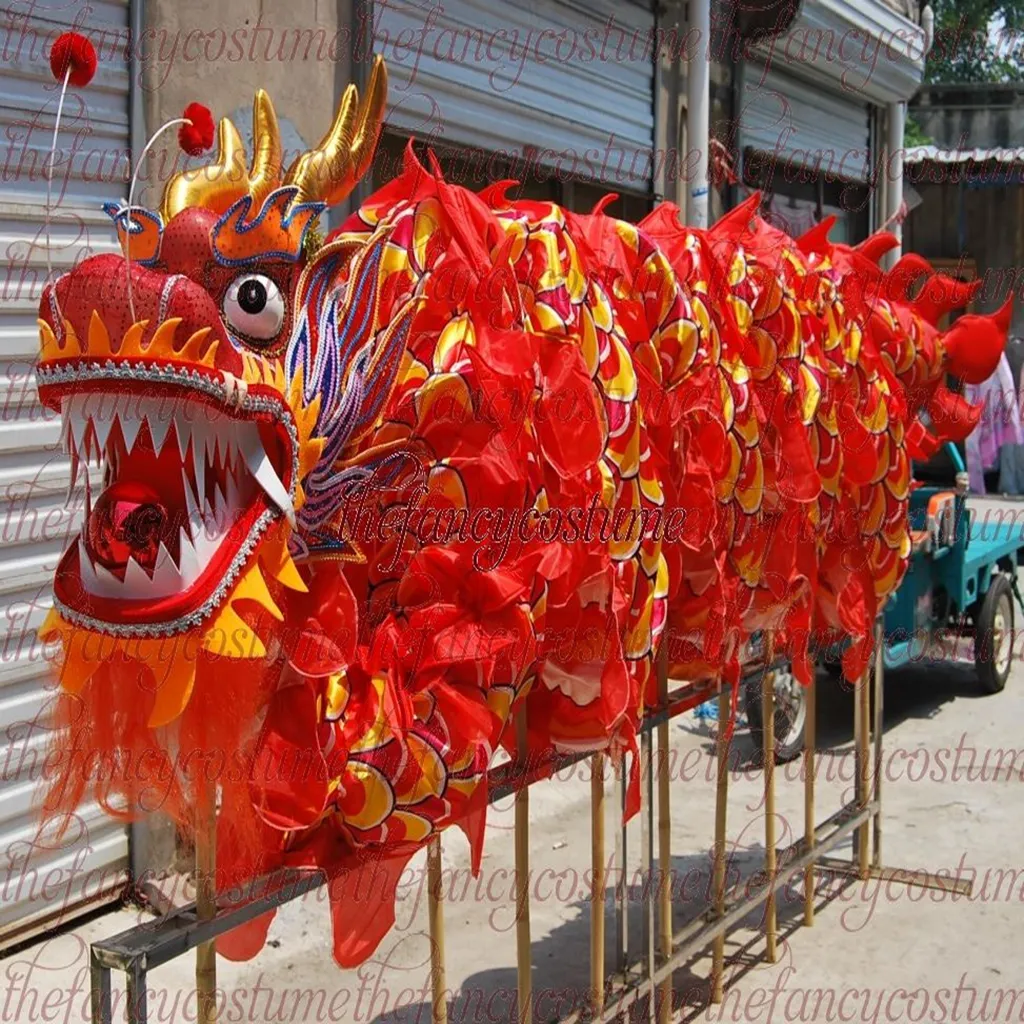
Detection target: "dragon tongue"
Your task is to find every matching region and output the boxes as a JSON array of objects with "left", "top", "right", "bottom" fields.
[{"left": 240, "top": 429, "right": 295, "bottom": 528}]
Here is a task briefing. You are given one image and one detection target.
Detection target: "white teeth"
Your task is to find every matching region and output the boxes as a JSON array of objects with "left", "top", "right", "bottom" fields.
[
  {"left": 225, "top": 469, "right": 240, "bottom": 511},
  {"left": 150, "top": 542, "right": 183, "bottom": 594},
  {"left": 123, "top": 556, "right": 152, "bottom": 593},
  {"left": 63, "top": 391, "right": 293, "bottom": 602},
  {"left": 93, "top": 561, "right": 123, "bottom": 595},
  {"left": 175, "top": 419, "right": 191, "bottom": 462},
  {"left": 68, "top": 402, "right": 88, "bottom": 456},
  {"left": 190, "top": 419, "right": 213, "bottom": 503},
  {"left": 91, "top": 409, "right": 116, "bottom": 454},
  {"left": 239, "top": 426, "right": 295, "bottom": 527},
  {"left": 78, "top": 539, "right": 97, "bottom": 589},
  {"left": 177, "top": 526, "right": 201, "bottom": 583},
  {"left": 119, "top": 410, "right": 143, "bottom": 452},
  {"left": 66, "top": 445, "right": 81, "bottom": 505},
  {"left": 147, "top": 406, "right": 173, "bottom": 454},
  {"left": 182, "top": 466, "right": 204, "bottom": 539}
]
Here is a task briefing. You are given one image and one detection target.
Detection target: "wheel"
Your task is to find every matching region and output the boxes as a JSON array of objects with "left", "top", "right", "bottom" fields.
[
  {"left": 745, "top": 664, "right": 806, "bottom": 764},
  {"left": 975, "top": 574, "right": 1015, "bottom": 694}
]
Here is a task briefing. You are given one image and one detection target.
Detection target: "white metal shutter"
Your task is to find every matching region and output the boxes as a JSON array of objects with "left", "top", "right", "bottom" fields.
[
  {"left": 374, "top": 0, "right": 656, "bottom": 191},
  {"left": 740, "top": 62, "right": 871, "bottom": 183},
  {"left": 0, "top": 0, "right": 130, "bottom": 948}
]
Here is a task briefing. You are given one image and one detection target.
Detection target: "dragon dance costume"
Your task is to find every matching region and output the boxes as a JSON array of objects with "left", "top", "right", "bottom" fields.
[{"left": 36, "top": 57, "right": 1009, "bottom": 965}]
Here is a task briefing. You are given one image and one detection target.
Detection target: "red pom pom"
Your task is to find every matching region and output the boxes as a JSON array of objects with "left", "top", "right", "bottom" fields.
[
  {"left": 49, "top": 32, "right": 97, "bottom": 88},
  {"left": 178, "top": 103, "right": 215, "bottom": 157}
]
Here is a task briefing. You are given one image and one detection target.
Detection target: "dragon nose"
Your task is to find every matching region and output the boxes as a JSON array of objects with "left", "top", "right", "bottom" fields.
[{"left": 39, "top": 254, "right": 244, "bottom": 375}]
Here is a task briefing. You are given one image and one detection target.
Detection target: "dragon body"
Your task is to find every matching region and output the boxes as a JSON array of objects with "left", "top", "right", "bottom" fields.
[{"left": 36, "top": 66, "right": 1009, "bottom": 965}]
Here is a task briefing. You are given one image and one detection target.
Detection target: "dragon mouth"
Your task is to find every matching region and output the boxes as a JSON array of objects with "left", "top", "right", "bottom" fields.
[{"left": 47, "top": 378, "right": 296, "bottom": 633}]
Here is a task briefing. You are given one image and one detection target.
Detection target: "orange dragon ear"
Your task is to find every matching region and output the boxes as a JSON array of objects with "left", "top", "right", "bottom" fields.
[
  {"left": 103, "top": 202, "right": 162, "bottom": 265},
  {"left": 942, "top": 297, "right": 1013, "bottom": 384}
]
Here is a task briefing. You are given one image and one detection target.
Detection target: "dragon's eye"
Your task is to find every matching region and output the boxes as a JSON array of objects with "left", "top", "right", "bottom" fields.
[{"left": 223, "top": 274, "right": 285, "bottom": 343}]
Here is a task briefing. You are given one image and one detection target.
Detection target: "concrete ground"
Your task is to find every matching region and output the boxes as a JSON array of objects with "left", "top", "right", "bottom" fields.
[{"left": 5, "top": 505, "right": 1024, "bottom": 1022}]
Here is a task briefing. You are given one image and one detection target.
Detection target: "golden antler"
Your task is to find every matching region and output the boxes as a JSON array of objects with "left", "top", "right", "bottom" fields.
[
  {"left": 249, "top": 90, "right": 283, "bottom": 211},
  {"left": 162, "top": 90, "right": 283, "bottom": 221},
  {"left": 284, "top": 55, "right": 387, "bottom": 208}
]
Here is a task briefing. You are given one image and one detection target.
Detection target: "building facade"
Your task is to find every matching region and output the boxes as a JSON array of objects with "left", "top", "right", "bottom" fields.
[{"left": 0, "top": 0, "right": 928, "bottom": 948}]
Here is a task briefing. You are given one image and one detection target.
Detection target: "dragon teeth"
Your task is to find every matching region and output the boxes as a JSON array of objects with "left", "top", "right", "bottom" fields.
[
  {"left": 63, "top": 388, "right": 295, "bottom": 602},
  {"left": 239, "top": 428, "right": 295, "bottom": 527},
  {"left": 147, "top": 407, "right": 173, "bottom": 453}
]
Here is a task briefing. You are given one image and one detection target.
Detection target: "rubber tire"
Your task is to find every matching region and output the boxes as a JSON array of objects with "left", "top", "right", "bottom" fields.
[
  {"left": 745, "top": 669, "right": 805, "bottom": 765},
  {"left": 975, "top": 574, "right": 1015, "bottom": 695}
]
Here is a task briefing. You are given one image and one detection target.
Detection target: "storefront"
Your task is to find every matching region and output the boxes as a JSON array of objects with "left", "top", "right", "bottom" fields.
[
  {"left": 371, "top": 0, "right": 657, "bottom": 219},
  {"left": 0, "top": 1, "right": 132, "bottom": 948},
  {"left": 736, "top": 0, "right": 926, "bottom": 243}
]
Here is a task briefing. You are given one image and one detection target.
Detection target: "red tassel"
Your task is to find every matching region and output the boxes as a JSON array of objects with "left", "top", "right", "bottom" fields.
[
  {"left": 50, "top": 32, "right": 97, "bottom": 88},
  {"left": 179, "top": 102, "right": 215, "bottom": 156}
]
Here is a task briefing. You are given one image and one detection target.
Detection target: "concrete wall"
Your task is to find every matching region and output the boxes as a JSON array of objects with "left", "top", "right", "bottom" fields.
[
  {"left": 912, "top": 84, "right": 1024, "bottom": 149},
  {"left": 137, "top": 0, "right": 356, "bottom": 218}
]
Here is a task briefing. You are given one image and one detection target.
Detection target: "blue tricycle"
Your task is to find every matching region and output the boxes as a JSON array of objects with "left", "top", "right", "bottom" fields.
[{"left": 746, "top": 442, "right": 1024, "bottom": 762}]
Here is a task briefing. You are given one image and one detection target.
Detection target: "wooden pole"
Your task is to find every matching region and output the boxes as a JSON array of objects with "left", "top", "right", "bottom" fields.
[
  {"left": 514, "top": 707, "right": 532, "bottom": 1024},
  {"left": 196, "top": 778, "right": 217, "bottom": 1024},
  {"left": 857, "top": 656, "right": 871, "bottom": 880},
  {"left": 803, "top": 672, "right": 817, "bottom": 926},
  {"left": 656, "top": 646, "right": 672, "bottom": 1024},
  {"left": 761, "top": 672, "right": 777, "bottom": 963},
  {"left": 427, "top": 837, "right": 448, "bottom": 1024},
  {"left": 590, "top": 753, "right": 606, "bottom": 1016},
  {"left": 872, "top": 622, "right": 884, "bottom": 869},
  {"left": 710, "top": 683, "right": 730, "bottom": 1003}
]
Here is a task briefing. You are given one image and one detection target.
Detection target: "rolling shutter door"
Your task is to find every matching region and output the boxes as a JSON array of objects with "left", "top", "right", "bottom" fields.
[
  {"left": 374, "top": 0, "right": 656, "bottom": 191},
  {"left": 741, "top": 62, "right": 871, "bottom": 183},
  {"left": 0, "top": 0, "right": 130, "bottom": 948}
]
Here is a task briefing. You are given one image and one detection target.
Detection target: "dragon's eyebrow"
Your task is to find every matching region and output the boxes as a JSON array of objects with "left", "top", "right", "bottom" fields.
[{"left": 211, "top": 187, "right": 325, "bottom": 269}]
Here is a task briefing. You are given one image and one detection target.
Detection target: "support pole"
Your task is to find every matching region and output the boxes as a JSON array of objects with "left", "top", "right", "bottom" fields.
[
  {"left": 427, "top": 838, "right": 448, "bottom": 1024},
  {"left": 803, "top": 673, "right": 817, "bottom": 926},
  {"left": 710, "top": 684, "right": 730, "bottom": 1004},
  {"left": 761, "top": 673, "right": 777, "bottom": 963},
  {"left": 858, "top": 656, "right": 872, "bottom": 881},
  {"left": 884, "top": 101, "right": 906, "bottom": 268},
  {"left": 656, "top": 646, "right": 672, "bottom": 1024},
  {"left": 196, "top": 779, "right": 217, "bottom": 1024},
  {"left": 873, "top": 623, "right": 885, "bottom": 868},
  {"left": 685, "top": 0, "right": 711, "bottom": 227},
  {"left": 591, "top": 753, "right": 606, "bottom": 1017},
  {"left": 515, "top": 708, "right": 532, "bottom": 1024}
]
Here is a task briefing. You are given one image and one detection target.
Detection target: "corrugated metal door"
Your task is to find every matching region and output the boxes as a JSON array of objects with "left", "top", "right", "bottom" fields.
[
  {"left": 374, "top": 0, "right": 656, "bottom": 191},
  {"left": 0, "top": 0, "right": 130, "bottom": 948},
  {"left": 740, "top": 62, "right": 871, "bottom": 183}
]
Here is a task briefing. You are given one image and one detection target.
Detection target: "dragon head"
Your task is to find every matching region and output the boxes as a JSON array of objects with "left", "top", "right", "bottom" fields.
[{"left": 37, "top": 62, "right": 387, "bottom": 732}]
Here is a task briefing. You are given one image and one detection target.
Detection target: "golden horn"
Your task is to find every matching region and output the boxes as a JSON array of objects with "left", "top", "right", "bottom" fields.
[
  {"left": 249, "top": 89, "right": 282, "bottom": 212},
  {"left": 162, "top": 117, "right": 251, "bottom": 221},
  {"left": 284, "top": 55, "right": 388, "bottom": 208}
]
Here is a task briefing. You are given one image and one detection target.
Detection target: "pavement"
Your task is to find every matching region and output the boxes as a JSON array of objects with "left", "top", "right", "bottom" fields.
[{"left": 5, "top": 513, "right": 1024, "bottom": 1022}]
